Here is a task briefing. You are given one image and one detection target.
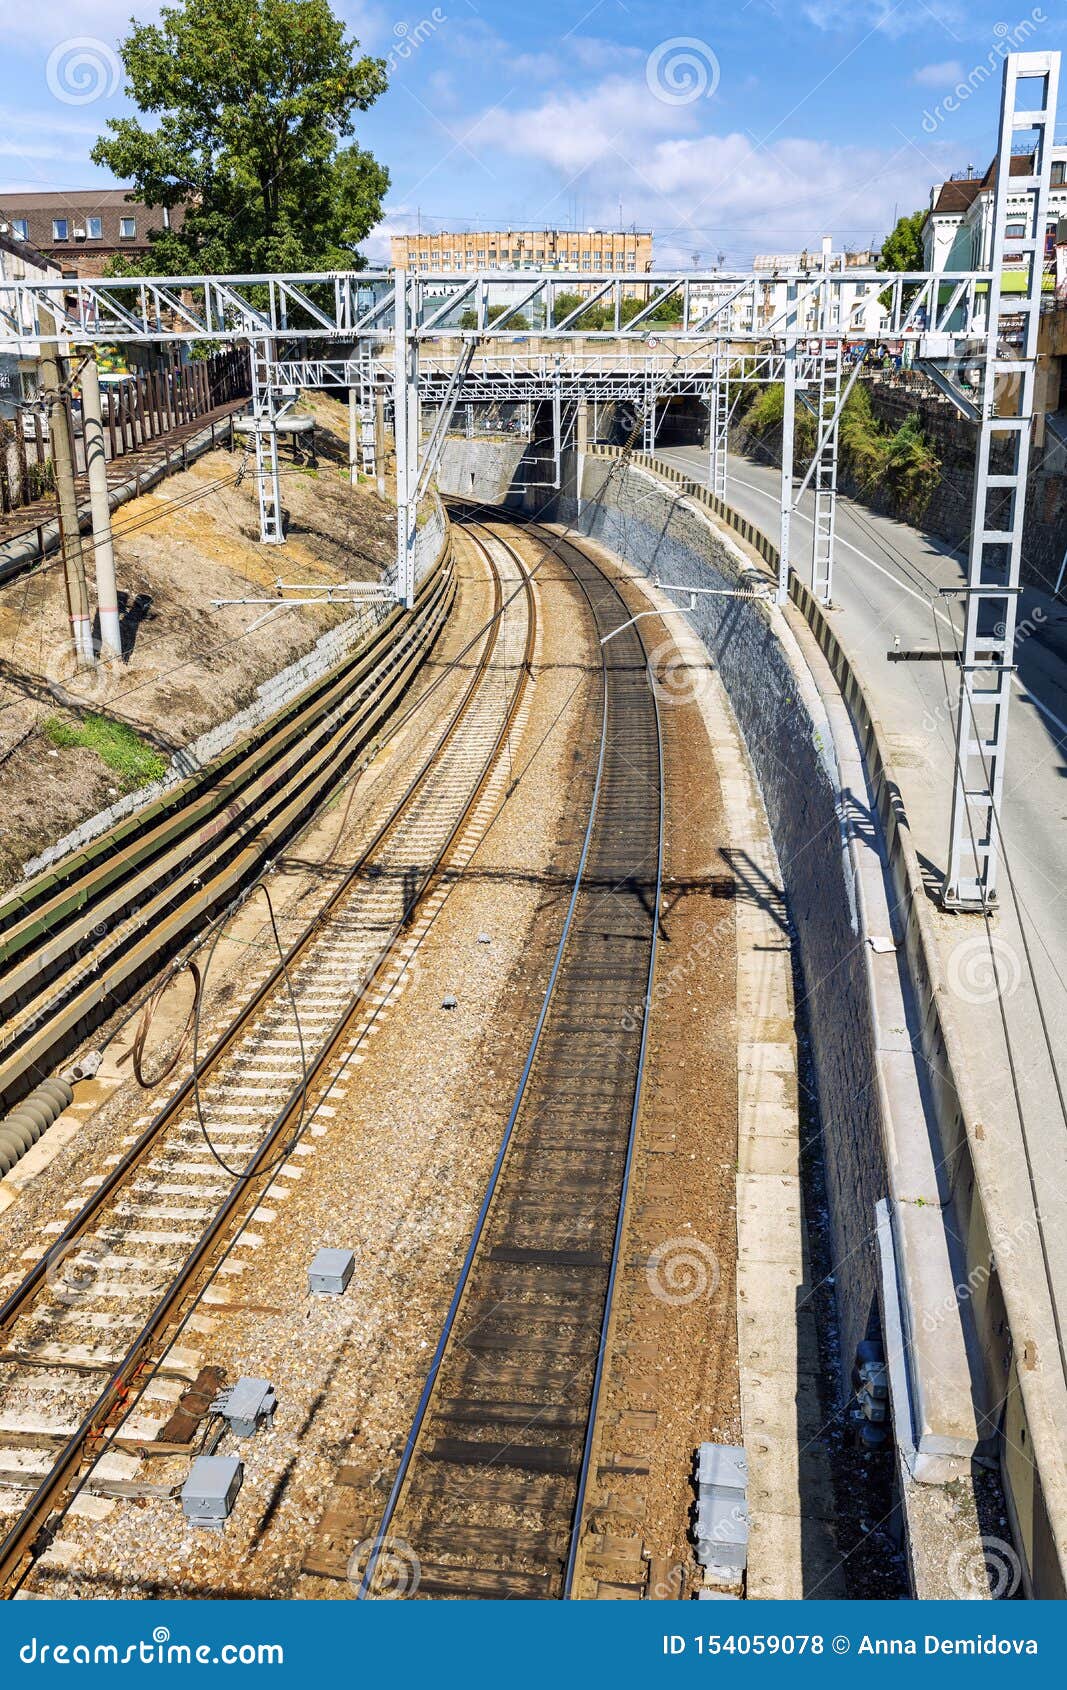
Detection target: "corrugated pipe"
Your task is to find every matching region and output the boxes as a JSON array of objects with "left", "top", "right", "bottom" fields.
[{"left": 0, "top": 1077, "right": 74, "bottom": 1175}]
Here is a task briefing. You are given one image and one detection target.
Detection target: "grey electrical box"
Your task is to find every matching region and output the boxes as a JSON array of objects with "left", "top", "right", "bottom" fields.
[
  {"left": 181, "top": 1455, "right": 243, "bottom": 1529},
  {"left": 695, "top": 1443, "right": 748, "bottom": 1499},
  {"left": 308, "top": 1247, "right": 355, "bottom": 1295},
  {"left": 212, "top": 1376, "right": 277, "bottom": 1438},
  {"left": 693, "top": 1441, "right": 748, "bottom": 1579}
]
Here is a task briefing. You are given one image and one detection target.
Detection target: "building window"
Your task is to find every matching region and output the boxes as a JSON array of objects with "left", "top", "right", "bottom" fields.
[
  {"left": 52, "top": 219, "right": 69, "bottom": 241},
  {"left": 11, "top": 218, "right": 28, "bottom": 241},
  {"left": 1052, "top": 161, "right": 1066, "bottom": 186},
  {"left": 86, "top": 216, "right": 102, "bottom": 239},
  {"left": 119, "top": 217, "right": 137, "bottom": 238}
]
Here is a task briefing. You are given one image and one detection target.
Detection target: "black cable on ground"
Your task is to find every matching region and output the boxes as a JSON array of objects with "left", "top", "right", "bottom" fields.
[{"left": 190, "top": 881, "right": 309, "bottom": 1181}]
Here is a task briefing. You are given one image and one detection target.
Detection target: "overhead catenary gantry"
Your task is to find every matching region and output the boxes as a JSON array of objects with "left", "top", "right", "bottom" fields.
[{"left": 0, "top": 48, "right": 1055, "bottom": 910}]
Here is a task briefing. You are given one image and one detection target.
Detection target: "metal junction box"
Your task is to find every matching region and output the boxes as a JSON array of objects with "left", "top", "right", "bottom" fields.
[
  {"left": 308, "top": 1247, "right": 355, "bottom": 1296},
  {"left": 693, "top": 1442, "right": 749, "bottom": 1581},
  {"left": 212, "top": 1376, "right": 277, "bottom": 1438},
  {"left": 181, "top": 1455, "right": 243, "bottom": 1529}
]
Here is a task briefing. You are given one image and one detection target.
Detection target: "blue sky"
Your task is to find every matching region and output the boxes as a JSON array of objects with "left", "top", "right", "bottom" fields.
[{"left": 0, "top": 0, "right": 1061, "bottom": 264}]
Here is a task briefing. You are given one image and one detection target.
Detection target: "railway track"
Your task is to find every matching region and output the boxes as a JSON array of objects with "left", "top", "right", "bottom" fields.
[
  {"left": 0, "top": 526, "right": 535, "bottom": 1596},
  {"left": 359, "top": 521, "right": 663, "bottom": 1602},
  {"left": 0, "top": 536, "right": 455, "bottom": 1119}
]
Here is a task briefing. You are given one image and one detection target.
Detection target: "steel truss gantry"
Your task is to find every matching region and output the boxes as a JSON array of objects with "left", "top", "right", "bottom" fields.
[{"left": 0, "top": 49, "right": 1054, "bottom": 906}]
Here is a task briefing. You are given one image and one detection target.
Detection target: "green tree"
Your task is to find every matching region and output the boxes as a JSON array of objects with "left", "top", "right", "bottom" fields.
[
  {"left": 92, "top": 0, "right": 389, "bottom": 274},
  {"left": 878, "top": 209, "right": 926, "bottom": 273}
]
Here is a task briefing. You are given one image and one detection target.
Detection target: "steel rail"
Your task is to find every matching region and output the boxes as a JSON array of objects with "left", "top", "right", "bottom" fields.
[
  {"left": 359, "top": 518, "right": 663, "bottom": 1601},
  {"left": 0, "top": 533, "right": 537, "bottom": 1596},
  {"left": 553, "top": 525, "right": 665, "bottom": 1598},
  {"left": 0, "top": 555, "right": 456, "bottom": 1111}
]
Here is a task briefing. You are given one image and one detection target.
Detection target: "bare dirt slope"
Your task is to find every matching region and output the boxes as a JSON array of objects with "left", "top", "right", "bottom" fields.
[{"left": 0, "top": 395, "right": 398, "bottom": 889}]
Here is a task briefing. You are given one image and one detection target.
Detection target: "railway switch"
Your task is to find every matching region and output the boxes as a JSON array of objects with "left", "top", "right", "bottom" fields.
[
  {"left": 212, "top": 1377, "right": 277, "bottom": 1438},
  {"left": 308, "top": 1247, "right": 355, "bottom": 1295},
  {"left": 181, "top": 1455, "right": 244, "bottom": 1529}
]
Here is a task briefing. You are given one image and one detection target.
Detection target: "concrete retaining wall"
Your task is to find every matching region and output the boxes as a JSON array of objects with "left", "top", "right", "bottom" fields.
[
  {"left": 437, "top": 438, "right": 528, "bottom": 506},
  {"left": 553, "top": 447, "right": 1064, "bottom": 1598},
  {"left": 561, "top": 460, "right": 886, "bottom": 1379}
]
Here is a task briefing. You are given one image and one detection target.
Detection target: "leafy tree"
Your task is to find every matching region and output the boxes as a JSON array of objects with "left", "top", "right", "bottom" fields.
[
  {"left": 457, "top": 305, "right": 530, "bottom": 331},
  {"left": 878, "top": 210, "right": 926, "bottom": 274},
  {"left": 92, "top": 0, "right": 389, "bottom": 274}
]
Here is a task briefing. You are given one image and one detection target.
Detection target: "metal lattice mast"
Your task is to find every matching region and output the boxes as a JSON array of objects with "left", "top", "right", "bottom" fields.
[
  {"left": 249, "top": 340, "right": 284, "bottom": 543},
  {"left": 358, "top": 348, "right": 376, "bottom": 478},
  {"left": 708, "top": 341, "right": 729, "bottom": 503},
  {"left": 393, "top": 270, "right": 419, "bottom": 609},
  {"left": 777, "top": 284, "right": 799, "bottom": 605},
  {"left": 944, "top": 49, "right": 1059, "bottom": 909},
  {"left": 811, "top": 332, "right": 843, "bottom": 603}
]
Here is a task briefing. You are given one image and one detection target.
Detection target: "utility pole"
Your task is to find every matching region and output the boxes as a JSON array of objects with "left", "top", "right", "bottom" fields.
[
  {"left": 80, "top": 355, "right": 122, "bottom": 658},
  {"left": 38, "top": 307, "right": 93, "bottom": 667}
]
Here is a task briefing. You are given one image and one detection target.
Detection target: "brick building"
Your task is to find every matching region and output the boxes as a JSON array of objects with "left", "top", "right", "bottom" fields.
[{"left": 0, "top": 189, "right": 184, "bottom": 278}]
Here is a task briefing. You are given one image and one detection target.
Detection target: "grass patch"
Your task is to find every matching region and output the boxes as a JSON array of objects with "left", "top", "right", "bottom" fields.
[
  {"left": 43, "top": 713, "right": 167, "bottom": 789},
  {"left": 737, "top": 378, "right": 942, "bottom": 520}
]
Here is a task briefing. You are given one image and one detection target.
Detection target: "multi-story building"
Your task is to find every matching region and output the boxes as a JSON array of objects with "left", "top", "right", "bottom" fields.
[
  {"left": 0, "top": 227, "right": 62, "bottom": 417},
  {"left": 0, "top": 189, "right": 184, "bottom": 279},
  {"left": 390, "top": 227, "right": 653, "bottom": 282},
  {"left": 750, "top": 240, "right": 889, "bottom": 337},
  {"left": 922, "top": 147, "right": 1067, "bottom": 275}
]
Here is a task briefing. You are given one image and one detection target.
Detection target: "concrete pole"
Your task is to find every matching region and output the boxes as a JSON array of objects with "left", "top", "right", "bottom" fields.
[
  {"left": 348, "top": 386, "right": 359, "bottom": 487},
  {"left": 80, "top": 356, "right": 122, "bottom": 658},
  {"left": 575, "top": 395, "right": 590, "bottom": 514},
  {"left": 38, "top": 308, "right": 93, "bottom": 666}
]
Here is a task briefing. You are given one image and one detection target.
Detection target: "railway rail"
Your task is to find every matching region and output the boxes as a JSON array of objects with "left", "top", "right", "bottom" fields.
[
  {"left": 0, "top": 525, "right": 535, "bottom": 1596},
  {"left": 359, "top": 521, "right": 664, "bottom": 1601},
  {"left": 0, "top": 534, "right": 455, "bottom": 1120}
]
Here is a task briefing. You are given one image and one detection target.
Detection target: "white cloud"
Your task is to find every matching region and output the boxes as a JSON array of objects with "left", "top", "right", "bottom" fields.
[
  {"left": 913, "top": 59, "right": 965, "bottom": 85},
  {"left": 0, "top": 3, "right": 157, "bottom": 51},
  {"left": 570, "top": 36, "right": 643, "bottom": 71},
  {"left": 470, "top": 80, "right": 940, "bottom": 265},
  {"left": 803, "top": 0, "right": 965, "bottom": 37},
  {"left": 477, "top": 75, "right": 695, "bottom": 176}
]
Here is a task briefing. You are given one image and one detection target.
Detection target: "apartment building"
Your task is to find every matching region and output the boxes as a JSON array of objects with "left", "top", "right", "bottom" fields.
[
  {"left": 390, "top": 227, "right": 653, "bottom": 281},
  {"left": 0, "top": 189, "right": 183, "bottom": 279},
  {"left": 922, "top": 147, "right": 1067, "bottom": 275}
]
